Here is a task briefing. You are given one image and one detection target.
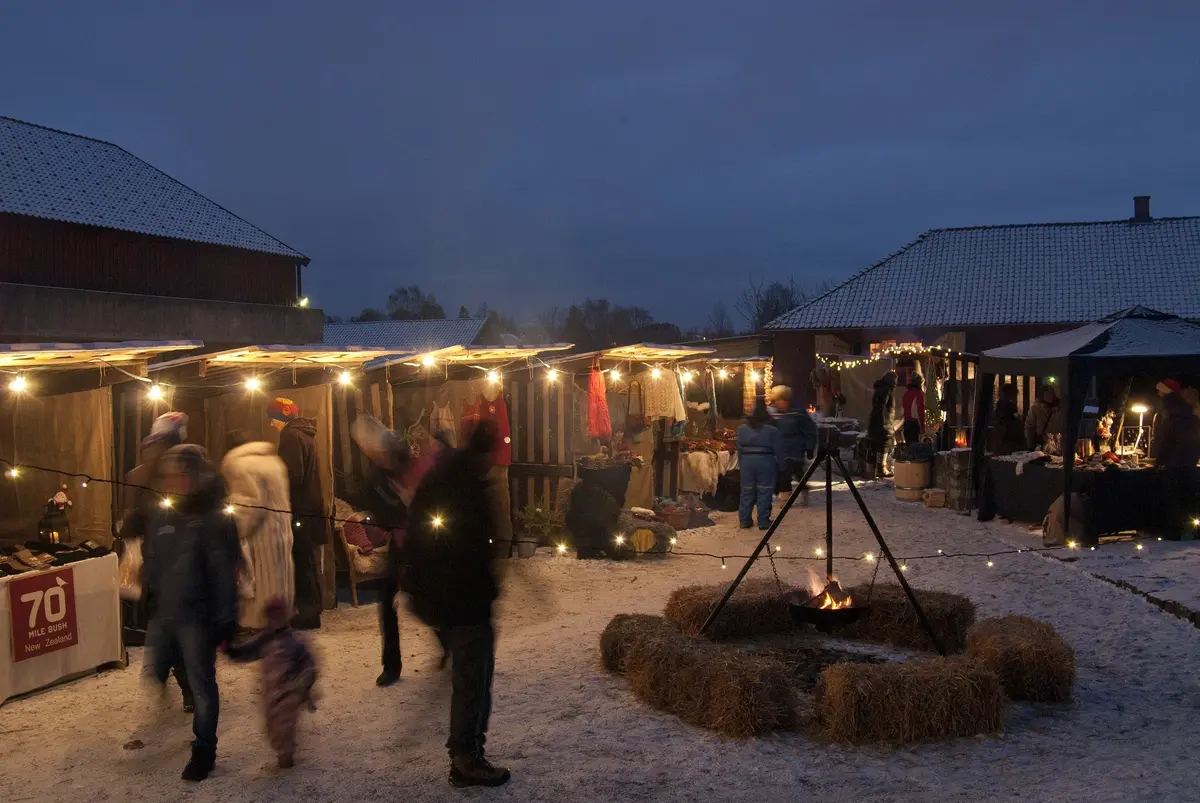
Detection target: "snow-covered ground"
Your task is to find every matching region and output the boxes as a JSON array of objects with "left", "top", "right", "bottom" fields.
[{"left": 4, "top": 482, "right": 1200, "bottom": 803}]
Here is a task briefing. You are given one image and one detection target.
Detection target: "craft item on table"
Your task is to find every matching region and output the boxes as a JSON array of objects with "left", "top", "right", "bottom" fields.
[
  {"left": 993, "top": 450, "right": 1049, "bottom": 476},
  {"left": 629, "top": 507, "right": 657, "bottom": 519},
  {"left": 588, "top": 368, "right": 613, "bottom": 440},
  {"left": 643, "top": 369, "right": 687, "bottom": 421},
  {"left": 717, "top": 450, "right": 738, "bottom": 474}
]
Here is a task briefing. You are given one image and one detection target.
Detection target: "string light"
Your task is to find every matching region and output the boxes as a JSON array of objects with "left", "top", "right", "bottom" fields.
[
  {"left": 7, "top": 468, "right": 18, "bottom": 478},
  {"left": 681, "top": 370, "right": 692, "bottom": 383},
  {"left": 431, "top": 515, "right": 443, "bottom": 529},
  {"left": 547, "top": 369, "right": 559, "bottom": 382},
  {"left": 651, "top": 368, "right": 662, "bottom": 379},
  {"left": 863, "top": 552, "right": 875, "bottom": 562},
  {"left": 338, "top": 371, "right": 353, "bottom": 385},
  {"left": 718, "top": 369, "right": 728, "bottom": 380},
  {"left": 669, "top": 537, "right": 678, "bottom": 546},
  {"left": 487, "top": 370, "right": 499, "bottom": 383},
  {"left": 245, "top": 377, "right": 262, "bottom": 392},
  {"left": 160, "top": 497, "right": 173, "bottom": 509},
  {"left": 9, "top": 375, "right": 27, "bottom": 392},
  {"left": 937, "top": 548, "right": 944, "bottom": 555},
  {"left": 298, "top": 297, "right": 310, "bottom": 308},
  {"left": 422, "top": 355, "right": 436, "bottom": 368},
  {"left": 774, "top": 545, "right": 782, "bottom": 553},
  {"left": 147, "top": 383, "right": 164, "bottom": 400},
  {"left": 225, "top": 504, "right": 236, "bottom": 515},
  {"left": 749, "top": 370, "right": 761, "bottom": 383},
  {"left": 1136, "top": 543, "right": 1144, "bottom": 551},
  {"left": 615, "top": 535, "right": 625, "bottom": 546},
  {"left": 556, "top": 543, "right": 568, "bottom": 555},
  {"left": 986, "top": 560, "right": 994, "bottom": 568},
  {"left": 80, "top": 480, "right": 88, "bottom": 488},
  {"left": 1067, "top": 540, "right": 1078, "bottom": 550},
  {"left": 900, "top": 563, "right": 908, "bottom": 572},
  {"left": 610, "top": 369, "right": 621, "bottom": 381},
  {"left": 721, "top": 560, "right": 727, "bottom": 570},
  {"left": 814, "top": 547, "right": 824, "bottom": 557}
]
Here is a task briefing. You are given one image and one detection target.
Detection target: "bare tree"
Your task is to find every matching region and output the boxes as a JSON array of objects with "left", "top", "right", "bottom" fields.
[
  {"left": 703, "top": 302, "right": 736, "bottom": 339},
  {"left": 386, "top": 286, "right": 446, "bottom": 320},
  {"left": 736, "top": 277, "right": 809, "bottom": 332}
]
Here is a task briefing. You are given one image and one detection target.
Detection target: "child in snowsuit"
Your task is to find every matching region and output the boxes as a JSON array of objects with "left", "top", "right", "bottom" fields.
[{"left": 227, "top": 597, "right": 317, "bottom": 769}]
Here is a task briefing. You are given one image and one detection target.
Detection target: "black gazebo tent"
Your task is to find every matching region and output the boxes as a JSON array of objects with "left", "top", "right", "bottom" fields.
[{"left": 971, "top": 306, "right": 1200, "bottom": 536}]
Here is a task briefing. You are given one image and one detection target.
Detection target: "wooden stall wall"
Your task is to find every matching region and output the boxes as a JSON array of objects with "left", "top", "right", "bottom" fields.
[{"left": 507, "top": 375, "right": 574, "bottom": 527}]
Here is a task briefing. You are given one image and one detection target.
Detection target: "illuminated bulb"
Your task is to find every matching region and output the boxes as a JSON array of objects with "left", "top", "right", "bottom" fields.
[
  {"left": 774, "top": 545, "right": 782, "bottom": 553},
  {"left": 9, "top": 375, "right": 27, "bottom": 392},
  {"left": 1157, "top": 537, "right": 1163, "bottom": 541},
  {"left": 681, "top": 370, "right": 691, "bottom": 383},
  {"left": 547, "top": 369, "right": 559, "bottom": 382},
  {"left": 7, "top": 468, "right": 18, "bottom": 478},
  {"left": 1090, "top": 546, "right": 1096, "bottom": 551},
  {"left": 1136, "top": 543, "right": 1144, "bottom": 551},
  {"left": 615, "top": 535, "right": 625, "bottom": 545},
  {"left": 80, "top": 481, "right": 88, "bottom": 488},
  {"left": 651, "top": 368, "right": 662, "bottom": 379},
  {"left": 431, "top": 516, "right": 443, "bottom": 529},
  {"left": 338, "top": 371, "right": 352, "bottom": 385},
  {"left": 160, "top": 497, "right": 173, "bottom": 509},
  {"left": 421, "top": 355, "right": 435, "bottom": 368},
  {"left": 148, "top": 383, "right": 164, "bottom": 400},
  {"left": 1193, "top": 518, "right": 1199, "bottom": 528},
  {"left": 718, "top": 369, "right": 728, "bottom": 380},
  {"left": 295, "top": 521, "right": 302, "bottom": 528},
  {"left": 225, "top": 504, "right": 236, "bottom": 515},
  {"left": 986, "top": 560, "right": 994, "bottom": 568},
  {"left": 721, "top": 561, "right": 727, "bottom": 570},
  {"left": 298, "top": 297, "right": 310, "bottom": 308},
  {"left": 245, "top": 377, "right": 262, "bottom": 392},
  {"left": 669, "top": 537, "right": 677, "bottom": 546},
  {"left": 487, "top": 370, "right": 499, "bottom": 383},
  {"left": 900, "top": 563, "right": 908, "bottom": 572},
  {"left": 610, "top": 369, "right": 621, "bottom": 381},
  {"left": 750, "top": 371, "right": 761, "bottom": 382},
  {"left": 556, "top": 543, "right": 567, "bottom": 555},
  {"left": 814, "top": 547, "right": 824, "bottom": 557},
  {"left": 1067, "top": 540, "right": 1078, "bottom": 550},
  {"left": 1131, "top": 403, "right": 1149, "bottom": 414},
  {"left": 864, "top": 552, "right": 875, "bottom": 562}
]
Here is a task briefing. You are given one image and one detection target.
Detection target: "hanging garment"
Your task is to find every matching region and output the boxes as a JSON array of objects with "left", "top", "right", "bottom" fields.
[
  {"left": 430, "top": 401, "right": 458, "bottom": 448},
  {"left": 588, "top": 369, "right": 613, "bottom": 439},
  {"left": 643, "top": 370, "right": 687, "bottom": 421},
  {"left": 476, "top": 393, "right": 513, "bottom": 466},
  {"left": 460, "top": 399, "right": 480, "bottom": 443}
]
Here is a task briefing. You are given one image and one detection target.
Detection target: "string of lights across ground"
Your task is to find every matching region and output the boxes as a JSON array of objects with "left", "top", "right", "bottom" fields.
[{"left": 5, "top": 456, "right": 1196, "bottom": 573}]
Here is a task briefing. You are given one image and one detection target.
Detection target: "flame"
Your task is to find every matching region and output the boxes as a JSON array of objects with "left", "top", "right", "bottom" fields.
[
  {"left": 955, "top": 430, "right": 968, "bottom": 447},
  {"left": 808, "top": 578, "right": 853, "bottom": 610},
  {"left": 818, "top": 591, "right": 853, "bottom": 610}
]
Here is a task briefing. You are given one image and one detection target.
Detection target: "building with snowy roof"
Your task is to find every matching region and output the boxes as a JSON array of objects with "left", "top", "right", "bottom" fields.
[
  {"left": 767, "top": 196, "right": 1200, "bottom": 405},
  {"left": 0, "top": 116, "right": 321, "bottom": 345}
]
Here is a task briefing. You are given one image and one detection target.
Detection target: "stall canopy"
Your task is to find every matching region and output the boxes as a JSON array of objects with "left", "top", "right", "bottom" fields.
[
  {"left": 973, "top": 306, "right": 1200, "bottom": 533},
  {"left": 548, "top": 343, "right": 715, "bottom": 366},
  {"left": 150, "top": 344, "right": 404, "bottom": 388}
]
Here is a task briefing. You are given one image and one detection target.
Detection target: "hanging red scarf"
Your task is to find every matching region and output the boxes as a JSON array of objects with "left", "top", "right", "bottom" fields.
[{"left": 588, "top": 368, "right": 612, "bottom": 440}]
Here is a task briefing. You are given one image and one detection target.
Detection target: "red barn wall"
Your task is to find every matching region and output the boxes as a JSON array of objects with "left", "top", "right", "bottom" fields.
[{"left": 0, "top": 213, "right": 299, "bottom": 305}]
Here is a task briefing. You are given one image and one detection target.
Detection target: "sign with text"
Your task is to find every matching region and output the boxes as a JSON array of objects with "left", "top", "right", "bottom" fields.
[{"left": 9, "top": 567, "right": 78, "bottom": 662}]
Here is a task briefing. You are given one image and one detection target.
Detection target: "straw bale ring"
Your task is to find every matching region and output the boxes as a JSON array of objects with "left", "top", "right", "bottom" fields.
[
  {"left": 663, "top": 578, "right": 793, "bottom": 640},
  {"left": 842, "top": 583, "right": 976, "bottom": 653},
  {"left": 965, "top": 615, "right": 1076, "bottom": 702},
  {"left": 816, "top": 657, "right": 1006, "bottom": 745}
]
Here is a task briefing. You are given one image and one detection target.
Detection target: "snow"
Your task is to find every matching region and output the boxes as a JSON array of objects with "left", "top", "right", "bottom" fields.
[{"left": 4, "top": 483, "right": 1200, "bottom": 802}]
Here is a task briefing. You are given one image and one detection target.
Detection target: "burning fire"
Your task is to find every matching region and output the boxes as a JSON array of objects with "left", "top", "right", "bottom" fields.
[
  {"left": 955, "top": 430, "right": 968, "bottom": 448},
  {"left": 807, "top": 576, "right": 853, "bottom": 610}
]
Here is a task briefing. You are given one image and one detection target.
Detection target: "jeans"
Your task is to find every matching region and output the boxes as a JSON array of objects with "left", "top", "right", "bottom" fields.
[
  {"left": 444, "top": 622, "right": 496, "bottom": 759},
  {"left": 147, "top": 619, "right": 219, "bottom": 749},
  {"left": 739, "top": 454, "right": 776, "bottom": 529}
]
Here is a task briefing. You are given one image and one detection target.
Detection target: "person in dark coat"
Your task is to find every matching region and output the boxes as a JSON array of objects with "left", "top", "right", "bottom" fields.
[
  {"left": 767, "top": 385, "right": 817, "bottom": 507},
  {"left": 348, "top": 414, "right": 448, "bottom": 687},
  {"left": 143, "top": 445, "right": 240, "bottom": 782},
  {"left": 271, "top": 398, "right": 329, "bottom": 630},
  {"left": 736, "top": 401, "right": 785, "bottom": 530},
  {"left": 867, "top": 372, "right": 898, "bottom": 477},
  {"left": 1024, "top": 385, "right": 1062, "bottom": 452},
  {"left": 989, "top": 383, "right": 1026, "bottom": 455},
  {"left": 120, "top": 412, "right": 194, "bottom": 711},
  {"left": 402, "top": 421, "right": 510, "bottom": 788},
  {"left": 1152, "top": 379, "right": 1200, "bottom": 538}
]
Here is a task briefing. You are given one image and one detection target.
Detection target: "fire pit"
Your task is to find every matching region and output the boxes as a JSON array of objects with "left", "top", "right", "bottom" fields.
[{"left": 785, "top": 581, "right": 869, "bottom": 634}]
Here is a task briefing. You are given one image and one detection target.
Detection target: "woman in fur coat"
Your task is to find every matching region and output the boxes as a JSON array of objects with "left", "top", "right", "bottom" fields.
[{"left": 221, "top": 432, "right": 295, "bottom": 630}]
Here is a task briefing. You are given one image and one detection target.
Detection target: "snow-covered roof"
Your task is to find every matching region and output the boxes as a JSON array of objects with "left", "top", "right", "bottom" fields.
[
  {"left": 322, "top": 318, "right": 486, "bottom": 354},
  {"left": 0, "top": 116, "right": 307, "bottom": 261},
  {"left": 768, "top": 216, "right": 1200, "bottom": 331},
  {"left": 983, "top": 307, "right": 1200, "bottom": 361}
]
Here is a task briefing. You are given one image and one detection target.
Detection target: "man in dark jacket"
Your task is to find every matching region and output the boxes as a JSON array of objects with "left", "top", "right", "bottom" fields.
[
  {"left": 143, "top": 445, "right": 239, "bottom": 782},
  {"left": 403, "top": 421, "right": 509, "bottom": 788},
  {"left": 1153, "top": 379, "right": 1200, "bottom": 537},
  {"left": 271, "top": 398, "right": 329, "bottom": 630},
  {"left": 868, "top": 372, "right": 898, "bottom": 478},
  {"left": 767, "top": 385, "right": 818, "bottom": 506}
]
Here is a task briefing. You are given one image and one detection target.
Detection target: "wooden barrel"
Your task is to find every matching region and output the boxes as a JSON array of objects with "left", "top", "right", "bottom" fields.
[{"left": 894, "top": 458, "right": 931, "bottom": 502}]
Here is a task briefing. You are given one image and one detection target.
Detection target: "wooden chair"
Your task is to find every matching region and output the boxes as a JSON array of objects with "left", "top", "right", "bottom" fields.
[{"left": 336, "top": 515, "right": 390, "bottom": 607}]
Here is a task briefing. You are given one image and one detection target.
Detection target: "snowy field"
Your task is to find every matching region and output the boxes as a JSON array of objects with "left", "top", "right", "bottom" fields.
[{"left": 4, "top": 482, "right": 1200, "bottom": 803}]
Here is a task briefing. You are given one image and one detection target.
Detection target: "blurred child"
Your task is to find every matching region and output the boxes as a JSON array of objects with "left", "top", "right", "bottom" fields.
[{"left": 227, "top": 597, "right": 317, "bottom": 769}]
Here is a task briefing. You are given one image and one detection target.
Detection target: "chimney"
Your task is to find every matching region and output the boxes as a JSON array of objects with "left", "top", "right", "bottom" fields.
[{"left": 1132, "top": 195, "right": 1151, "bottom": 223}]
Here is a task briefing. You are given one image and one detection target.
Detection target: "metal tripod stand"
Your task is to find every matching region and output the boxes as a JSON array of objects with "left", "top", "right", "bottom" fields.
[{"left": 698, "top": 440, "right": 946, "bottom": 655}]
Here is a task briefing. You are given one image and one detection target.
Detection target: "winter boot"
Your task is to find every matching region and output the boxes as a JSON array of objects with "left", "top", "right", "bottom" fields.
[
  {"left": 449, "top": 753, "right": 511, "bottom": 788},
  {"left": 181, "top": 745, "right": 216, "bottom": 782}
]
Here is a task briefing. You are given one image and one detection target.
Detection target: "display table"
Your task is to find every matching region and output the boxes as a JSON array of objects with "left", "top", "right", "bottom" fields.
[
  {"left": 987, "top": 458, "right": 1198, "bottom": 538},
  {"left": 1, "top": 553, "right": 124, "bottom": 704}
]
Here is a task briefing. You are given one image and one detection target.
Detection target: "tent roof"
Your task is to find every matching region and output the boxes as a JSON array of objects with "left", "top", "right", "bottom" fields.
[
  {"left": 381, "top": 344, "right": 574, "bottom": 369},
  {"left": 979, "top": 306, "right": 1200, "bottom": 377},
  {"left": 0, "top": 340, "right": 201, "bottom": 369}
]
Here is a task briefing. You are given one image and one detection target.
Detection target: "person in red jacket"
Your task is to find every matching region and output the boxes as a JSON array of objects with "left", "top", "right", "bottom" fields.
[{"left": 901, "top": 375, "right": 926, "bottom": 444}]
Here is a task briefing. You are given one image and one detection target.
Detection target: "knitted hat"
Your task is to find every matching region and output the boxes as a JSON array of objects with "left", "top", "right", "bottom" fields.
[
  {"left": 268, "top": 397, "right": 299, "bottom": 424},
  {"left": 1157, "top": 378, "right": 1183, "bottom": 395},
  {"left": 142, "top": 412, "right": 188, "bottom": 449}
]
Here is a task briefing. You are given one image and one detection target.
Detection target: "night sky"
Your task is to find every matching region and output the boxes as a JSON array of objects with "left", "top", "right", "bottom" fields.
[{"left": 3, "top": 1, "right": 1198, "bottom": 327}]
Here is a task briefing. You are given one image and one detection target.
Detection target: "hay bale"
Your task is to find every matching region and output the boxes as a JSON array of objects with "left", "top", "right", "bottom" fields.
[
  {"left": 663, "top": 578, "right": 793, "bottom": 640},
  {"left": 965, "top": 616, "right": 1075, "bottom": 702},
  {"left": 843, "top": 583, "right": 975, "bottom": 653},
  {"left": 599, "top": 613, "right": 679, "bottom": 672},
  {"left": 816, "top": 657, "right": 1006, "bottom": 744},
  {"left": 602, "top": 613, "right": 795, "bottom": 736},
  {"left": 615, "top": 512, "right": 675, "bottom": 560}
]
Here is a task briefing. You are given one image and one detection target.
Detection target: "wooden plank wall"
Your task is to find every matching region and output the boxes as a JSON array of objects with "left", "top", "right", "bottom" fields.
[{"left": 507, "top": 375, "right": 574, "bottom": 520}]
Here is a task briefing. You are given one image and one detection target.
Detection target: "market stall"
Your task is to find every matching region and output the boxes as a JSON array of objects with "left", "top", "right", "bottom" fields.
[{"left": 973, "top": 307, "right": 1200, "bottom": 543}]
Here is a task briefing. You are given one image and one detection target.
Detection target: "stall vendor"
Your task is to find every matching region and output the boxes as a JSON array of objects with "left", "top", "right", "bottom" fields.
[{"left": 1025, "top": 385, "right": 1062, "bottom": 452}]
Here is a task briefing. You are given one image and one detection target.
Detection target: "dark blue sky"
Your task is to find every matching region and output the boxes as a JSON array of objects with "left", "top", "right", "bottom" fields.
[{"left": 3, "top": 1, "right": 1198, "bottom": 327}]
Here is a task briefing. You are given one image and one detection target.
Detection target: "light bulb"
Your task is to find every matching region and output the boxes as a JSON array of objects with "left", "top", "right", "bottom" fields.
[
  {"left": 900, "top": 563, "right": 908, "bottom": 572},
  {"left": 338, "top": 371, "right": 352, "bottom": 385},
  {"left": 422, "top": 355, "right": 435, "bottom": 368},
  {"left": 556, "top": 543, "right": 567, "bottom": 555},
  {"left": 547, "top": 369, "right": 559, "bottom": 382},
  {"left": 9, "top": 375, "right": 26, "bottom": 392},
  {"left": 669, "top": 537, "right": 677, "bottom": 546},
  {"left": 148, "top": 383, "right": 164, "bottom": 400},
  {"left": 431, "top": 515, "right": 443, "bottom": 529},
  {"left": 487, "top": 370, "right": 499, "bottom": 383},
  {"left": 750, "top": 371, "right": 761, "bottom": 382},
  {"left": 160, "top": 497, "right": 173, "bottom": 509},
  {"left": 774, "top": 545, "right": 782, "bottom": 553},
  {"left": 718, "top": 369, "right": 728, "bottom": 380},
  {"left": 864, "top": 553, "right": 875, "bottom": 562},
  {"left": 610, "top": 370, "right": 621, "bottom": 381},
  {"left": 1192, "top": 518, "right": 1199, "bottom": 528},
  {"left": 225, "top": 504, "right": 236, "bottom": 515},
  {"left": 7, "top": 468, "right": 18, "bottom": 478},
  {"left": 1131, "top": 403, "right": 1149, "bottom": 414},
  {"left": 651, "top": 368, "right": 662, "bottom": 379},
  {"left": 1136, "top": 543, "right": 1144, "bottom": 551},
  {"left": 986, "top": 560, "right": 994, "bottom": 568},
  {"left": 1067, "top": 540, "right": 1078, "bottom": 550},
  {"left": 80, "top": 480, "right": 88, "bottom": 488},
  {"left": 615, "top": 535, "right": 625, "bottom": 545},
  {"left": 814, "top": 547, "right": 823, "bottom": 557},
  {"left": 681, "top": 370, "right": 691, "bottom": 382},
  {"left": 298, "top": 297, "right": 310, "bottom": 308},
  {"left": 937, "top": 548, "right": 944, "bottom": 555},
  {"left": 721, "top": 561, "right": 727, "bottom": 570},
  {"left": 245, "top": 377, "right": 262, "bottom": 392}
]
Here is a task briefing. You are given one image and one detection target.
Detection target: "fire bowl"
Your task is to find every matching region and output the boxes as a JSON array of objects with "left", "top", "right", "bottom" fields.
[{"left": 784, "top": 589, "right": 870, "bottom": 634}]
